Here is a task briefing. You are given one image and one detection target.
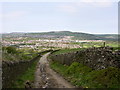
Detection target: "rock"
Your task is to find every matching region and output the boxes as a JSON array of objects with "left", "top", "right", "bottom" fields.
[{"left": 25, "top": 80, "right": 32, "bottom": 88}]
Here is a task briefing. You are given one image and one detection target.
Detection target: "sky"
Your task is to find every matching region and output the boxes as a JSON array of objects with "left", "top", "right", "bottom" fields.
[{"left": 0, "top": 0, "right": 119, "bottom": 34}]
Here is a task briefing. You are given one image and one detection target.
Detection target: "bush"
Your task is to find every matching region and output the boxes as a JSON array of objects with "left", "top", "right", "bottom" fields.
[{"left": 6, "top": 46, "right": 18, "bottom": 54}]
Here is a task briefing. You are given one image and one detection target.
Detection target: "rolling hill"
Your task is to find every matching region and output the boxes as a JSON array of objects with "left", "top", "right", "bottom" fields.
[{"left": 2, "top": 31, "right": 118, "bottom": 41}]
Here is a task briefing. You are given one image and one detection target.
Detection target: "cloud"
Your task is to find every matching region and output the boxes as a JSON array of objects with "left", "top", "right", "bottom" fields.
[
  {"left": 79, "top": 0, "right": 113, "bottom": 7},
  {"left": 93, "top": 2, "right": 113, "bottom": 7},
  {"left": 0, "top": 11, "right": 27, "bottom": 19},
  {"left": 58, "top": 5, "right": 77, "bottom": 13},
  {"left": 58, "top": 0, "right": 115, "bottom": 13},
  {"left": 80, "top": 0, "right": 115, "bottom": 2}
]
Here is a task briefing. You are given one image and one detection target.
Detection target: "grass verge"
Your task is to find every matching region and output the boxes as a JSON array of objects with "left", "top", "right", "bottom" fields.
[{"left": 50, "top": 61, "right": 120, "bottom": 88}]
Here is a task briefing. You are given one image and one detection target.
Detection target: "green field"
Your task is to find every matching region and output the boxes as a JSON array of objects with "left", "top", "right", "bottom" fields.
[
  {"left": 70, "top": 41, "right": 119, "bottom": 48},
  {"left": 52, "top": 41, "right": 119, "bottom": 55},
  {"left": 52, "top": 48, "right": 84, "bottom": 55}
]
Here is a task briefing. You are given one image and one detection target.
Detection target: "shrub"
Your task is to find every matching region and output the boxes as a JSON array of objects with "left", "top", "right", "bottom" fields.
[{"left": 6, "top": 46, "right": 18, "bottom": 54}]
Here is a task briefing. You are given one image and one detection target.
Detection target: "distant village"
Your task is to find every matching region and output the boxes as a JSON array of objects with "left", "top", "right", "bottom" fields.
[{"left": 2, "top": 36, "right": 104, "bottom": 50}]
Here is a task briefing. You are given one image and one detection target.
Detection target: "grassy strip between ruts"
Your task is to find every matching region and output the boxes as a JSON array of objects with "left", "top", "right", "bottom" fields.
[
  {"left": 50, "top": 61, "right": 120, "bottom": 88},
  {"left": 11, "top": 59, "right": 39, "bottom": 88}
]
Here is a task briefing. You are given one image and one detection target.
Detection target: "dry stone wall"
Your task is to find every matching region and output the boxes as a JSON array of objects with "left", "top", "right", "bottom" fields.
[
  {"left": 50, "top": 47, "right": 120, "bottom": 70},
  {"left": 2, "top": 49, "right": 53, "bottom": 88},
  {"left": 2, "top": 55, "right": 40, "bottom": 88}
]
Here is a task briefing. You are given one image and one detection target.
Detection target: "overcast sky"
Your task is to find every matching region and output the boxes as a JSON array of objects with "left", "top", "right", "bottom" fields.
[{"left": 0, "top": 0, "right": 119, "bottom": 34}]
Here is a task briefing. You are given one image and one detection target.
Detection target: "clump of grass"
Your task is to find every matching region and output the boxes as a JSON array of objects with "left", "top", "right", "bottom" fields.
[
  {"left": 66, "top": 62, "right": 92, "bottom": 75},
  {"left": 113, "top": 47, "right": 120, "bottom": 51},
  {"left": 50, "top": 61, "right": 68, "bottom": 76},
  {"left": 83, "top": 67, "right": 120, "bottom": 88},
  {"left": 50, "top": 61, "right": 120, "bottom": 88}
]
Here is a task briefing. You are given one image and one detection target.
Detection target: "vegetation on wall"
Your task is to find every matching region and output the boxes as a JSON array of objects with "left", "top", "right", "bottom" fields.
[
  {"left": 50, "top": 61, "right": 120, "bottom": 88},
  {"left": 11, "top": 59, "right": 39, "bottom": 88},
  {"left": 2, "top": 46, "right": 38, "bottom": 61}
]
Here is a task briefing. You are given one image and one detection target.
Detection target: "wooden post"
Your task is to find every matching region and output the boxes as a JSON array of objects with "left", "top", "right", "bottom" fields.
[{"left": 103, "top": 42, "right": 106, "bottom": 47}]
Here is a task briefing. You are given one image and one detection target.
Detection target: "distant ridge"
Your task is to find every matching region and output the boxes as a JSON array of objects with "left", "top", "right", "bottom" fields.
[{"left": 2, "top": 31, "right": 118, "bottom": 41}]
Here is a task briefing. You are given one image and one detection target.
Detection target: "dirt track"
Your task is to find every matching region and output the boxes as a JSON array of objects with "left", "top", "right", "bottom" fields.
[{"left": 34, "top": 52, "right": 74, "bottom": 88}]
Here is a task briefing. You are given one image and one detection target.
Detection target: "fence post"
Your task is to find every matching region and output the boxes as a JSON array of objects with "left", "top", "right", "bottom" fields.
[{"left": 103, "top": 42, "right": 106, "bottom": 47}]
